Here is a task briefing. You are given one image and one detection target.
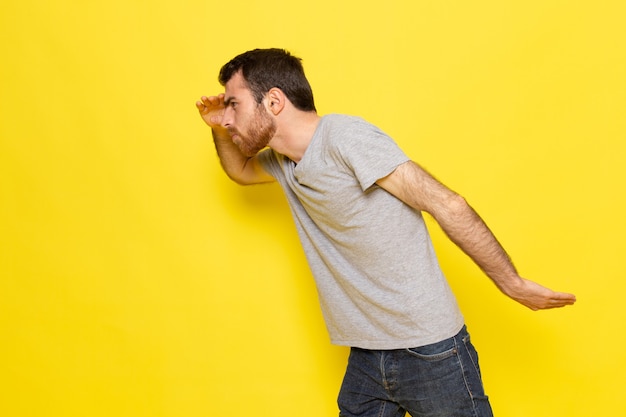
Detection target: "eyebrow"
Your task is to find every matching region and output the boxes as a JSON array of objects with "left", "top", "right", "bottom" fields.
[{"left": 223, "top": 96, "right": 236, "bottom": 107}]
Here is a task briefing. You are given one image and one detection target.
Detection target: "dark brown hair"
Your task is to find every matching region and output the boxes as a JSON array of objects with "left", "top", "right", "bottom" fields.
[{"left": 218, "top": 48, "right": 316, "bottom": 112}]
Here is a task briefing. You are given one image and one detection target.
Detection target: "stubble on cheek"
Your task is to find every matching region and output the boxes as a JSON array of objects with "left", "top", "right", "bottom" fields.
[{"left": 233, "top": 108, "right": 276, "bottom": 157}]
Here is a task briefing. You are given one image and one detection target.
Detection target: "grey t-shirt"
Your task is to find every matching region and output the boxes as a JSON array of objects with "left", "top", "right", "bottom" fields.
[{"left": 258, "top": 114, "right": 464, "bottom": 349}]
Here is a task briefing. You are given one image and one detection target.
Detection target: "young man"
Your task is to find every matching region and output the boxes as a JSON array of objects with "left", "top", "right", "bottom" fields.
[{"left": 196, "top": 48, "right": 576, "bottom": 417}]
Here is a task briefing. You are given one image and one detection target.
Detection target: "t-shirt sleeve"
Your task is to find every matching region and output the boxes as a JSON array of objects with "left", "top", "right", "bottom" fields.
[{"left": 334, "top": 118, "right": 410, "bottom": 191}]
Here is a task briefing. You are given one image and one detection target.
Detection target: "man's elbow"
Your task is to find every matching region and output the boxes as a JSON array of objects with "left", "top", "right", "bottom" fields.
[
  {"left": 225, "top": 172, "right": 255, "bottom": 186},
  {"left": 440, "top": 193, "right": 472, "bottom": 220},
  {"left": 222, "top": 167, "right": 273, "bottom": 186}
]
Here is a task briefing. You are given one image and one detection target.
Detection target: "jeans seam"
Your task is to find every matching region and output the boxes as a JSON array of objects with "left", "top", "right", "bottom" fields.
[
  {"left": 377, "top": 401, "right": 386, "bottom": 417},
  {"left": 457, "top": 335, "right": 482, "bottom": 417},
  {"left": 462, "top": 335, "right": 481, "bottom": 378}
]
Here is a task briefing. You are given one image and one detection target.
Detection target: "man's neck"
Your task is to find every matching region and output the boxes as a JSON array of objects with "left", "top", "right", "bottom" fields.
[{"left": 268, "top": 111, "right": 321, "bottom": 163}]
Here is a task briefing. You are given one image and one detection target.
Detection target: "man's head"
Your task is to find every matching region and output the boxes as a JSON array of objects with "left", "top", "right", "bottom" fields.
[{"left": 218, "top": 48, "right": 316, "bottom": 112}]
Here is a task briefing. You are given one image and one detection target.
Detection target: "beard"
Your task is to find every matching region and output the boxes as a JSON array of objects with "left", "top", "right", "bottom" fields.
[{"left": 230, "top": 105, "right": 277, "bottom": 157}]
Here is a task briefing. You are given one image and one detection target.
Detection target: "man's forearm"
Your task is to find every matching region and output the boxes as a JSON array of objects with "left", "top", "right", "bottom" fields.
[
  {"left": 436, "top": 195, "right": 576, "bottom": 311},
  {"left": 437, "top": 194, "right": 522, "bottom": 293},
  {"left": 212, "top": 128, "right": 252, "bottom": 184},
  {"left": 376, "top": 161, "right": 575, "bottom": 310}
]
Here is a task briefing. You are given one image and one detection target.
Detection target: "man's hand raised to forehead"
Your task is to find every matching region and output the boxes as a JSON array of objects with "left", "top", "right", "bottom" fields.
[{"left": 196, "top": 94, "right": 226, "bottom": 130}]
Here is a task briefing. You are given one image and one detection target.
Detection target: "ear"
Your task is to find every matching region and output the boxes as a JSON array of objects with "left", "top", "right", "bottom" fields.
[{"left": 266, "top": 87, "right": 286, "bottom": 115}]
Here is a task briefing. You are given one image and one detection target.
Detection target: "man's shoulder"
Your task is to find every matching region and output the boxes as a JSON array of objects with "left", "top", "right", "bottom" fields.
[
  {"left": 322, "top": 113, "right": 367, "bottom": 126},
  {"left": 320, "top": 114, "right": 378, "bottom": 138}
]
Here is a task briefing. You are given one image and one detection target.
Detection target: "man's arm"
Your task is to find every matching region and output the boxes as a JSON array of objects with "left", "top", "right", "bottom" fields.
[
  {"left": 196, "top": 94, "right": 274, "bottom": 185},
  {"left": 377, "top": 160, "right": 576, "bottom": 311}
]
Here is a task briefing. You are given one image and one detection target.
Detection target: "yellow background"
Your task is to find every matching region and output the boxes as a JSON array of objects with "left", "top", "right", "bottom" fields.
[{"left": 1, "top": 0, "right": 624, "bottom": 416}]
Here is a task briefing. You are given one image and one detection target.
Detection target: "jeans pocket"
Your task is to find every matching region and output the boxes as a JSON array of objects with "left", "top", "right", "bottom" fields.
[{"left": 405, "top": 338, "right": 458, "bottom": 361}]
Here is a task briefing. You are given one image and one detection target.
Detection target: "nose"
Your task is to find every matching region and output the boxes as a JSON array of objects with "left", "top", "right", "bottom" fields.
[{"left": 221, "top": 107, "right": 233, "bottom": 128}]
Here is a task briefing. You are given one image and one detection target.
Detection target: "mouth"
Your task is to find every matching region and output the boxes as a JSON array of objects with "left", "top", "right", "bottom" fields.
[
  {"left": 228, "top": 128, "right": 240, "bottom": 140},
  {"left": 229, "top": 132, "right": 244, "bottom": 149}
]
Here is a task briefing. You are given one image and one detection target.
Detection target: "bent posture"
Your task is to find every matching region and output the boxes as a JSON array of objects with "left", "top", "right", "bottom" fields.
[{"left": 197, "top": 48, "right": 576, "bottom": 417}]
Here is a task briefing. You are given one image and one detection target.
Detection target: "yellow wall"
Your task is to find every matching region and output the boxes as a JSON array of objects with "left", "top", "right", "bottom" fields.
[{"left": 1, "top": 0, "right": 624, "bottom": 416}]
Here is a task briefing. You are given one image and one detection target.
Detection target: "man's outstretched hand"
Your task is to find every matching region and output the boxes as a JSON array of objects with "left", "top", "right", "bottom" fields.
[{"left": 503, "top": 277, "right": 577, "bottom": 311}]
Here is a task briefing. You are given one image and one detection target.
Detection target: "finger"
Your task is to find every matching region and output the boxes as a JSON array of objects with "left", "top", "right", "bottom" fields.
[
  {"left": 208, "top": 95, "right": 223, "bottom": 106},
  {"left": 546, "top": 295, "right": 576, "bottom": 309},
  {"left": 554, "top": 292, "right": 577, "bottom": 303},
  {"left": 199, "top": 94, "right": 225, "bottom": 107}
]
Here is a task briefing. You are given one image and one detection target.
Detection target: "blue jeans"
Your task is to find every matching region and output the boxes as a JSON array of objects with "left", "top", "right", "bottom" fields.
[{"left": 338, "top": 326, "right": 493, "bottom": 417}]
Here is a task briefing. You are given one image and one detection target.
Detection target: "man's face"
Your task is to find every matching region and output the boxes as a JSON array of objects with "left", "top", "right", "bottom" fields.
[{"left": 221, "top": 72, "right": 277, "bottom": 157}]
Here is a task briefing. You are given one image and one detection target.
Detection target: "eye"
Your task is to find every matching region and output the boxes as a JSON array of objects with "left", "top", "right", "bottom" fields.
[{"left": 230, "top": 101, "right": 238, "bottom": 109}]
